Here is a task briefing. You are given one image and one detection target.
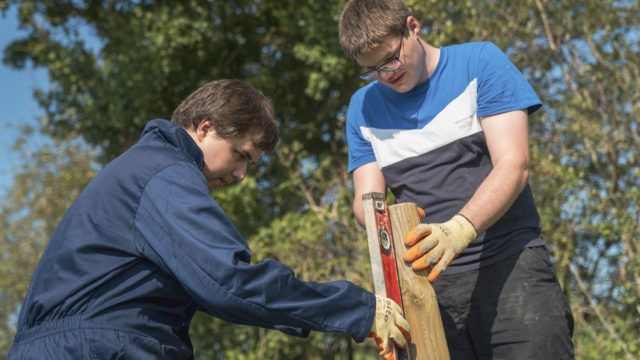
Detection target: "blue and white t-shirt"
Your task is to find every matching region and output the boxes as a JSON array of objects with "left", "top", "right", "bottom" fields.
[{"left": 347, "top": 42, "right": 544, "bottom": 274}]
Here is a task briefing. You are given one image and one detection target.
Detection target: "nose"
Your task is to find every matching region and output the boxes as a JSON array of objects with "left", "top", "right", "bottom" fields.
[{"left": 232, "top": 163, "right": 247, "bottom": 181}]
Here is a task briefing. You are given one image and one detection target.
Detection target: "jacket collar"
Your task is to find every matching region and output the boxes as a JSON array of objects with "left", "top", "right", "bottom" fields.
[{"left": 142, "top": 119, "right": 205, "bottom": 170}]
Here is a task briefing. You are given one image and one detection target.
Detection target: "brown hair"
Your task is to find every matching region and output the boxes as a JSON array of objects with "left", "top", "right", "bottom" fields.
[
  {"left": 338, "top": 0, "right": 410, "bottom": 59},
  {"left": 172, "top": 79, "right": 278, "bottom": 152}
]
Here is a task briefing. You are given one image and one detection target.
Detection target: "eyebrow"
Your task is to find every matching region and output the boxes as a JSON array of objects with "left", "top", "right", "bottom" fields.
[
  {"left": 380, "top": 49, "right": 398, "bottom": 63},
  {"left": 238, "top": 148, "right": 255, "bottom": 162},
  {"left": 362, "top": 45, "right": 399, "bottom": 69}
]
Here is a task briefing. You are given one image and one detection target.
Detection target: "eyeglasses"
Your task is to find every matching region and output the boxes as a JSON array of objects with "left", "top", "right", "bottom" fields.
[{"left": 355, "top": 27, "right": 405, "bottom": 81}]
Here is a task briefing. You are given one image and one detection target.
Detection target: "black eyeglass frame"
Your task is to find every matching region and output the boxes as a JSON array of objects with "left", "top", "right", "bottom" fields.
[{"left": 354, "top": 27, "right": 405, "bottom": 81}]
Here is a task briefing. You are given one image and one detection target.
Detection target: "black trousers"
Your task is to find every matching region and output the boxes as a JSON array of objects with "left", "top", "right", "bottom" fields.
[{"left": 432, "top": 246, "right": 575, "bottom": 360}]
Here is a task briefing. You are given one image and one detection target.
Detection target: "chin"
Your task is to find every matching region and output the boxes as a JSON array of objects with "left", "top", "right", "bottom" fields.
[
  {"left": 385, "top": 75, "right": 414, "bottom": 93},
  {"left": 388, "top": 83, "right": 412, "bottom": 94},
  {"left": 394, "top": 85, "right": 412, "bottom": 93}
]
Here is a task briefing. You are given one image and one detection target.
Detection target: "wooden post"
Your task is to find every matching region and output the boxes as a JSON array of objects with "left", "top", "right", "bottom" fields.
[{"left": 388, "top": 203, "right": 450, "bottom": 360}]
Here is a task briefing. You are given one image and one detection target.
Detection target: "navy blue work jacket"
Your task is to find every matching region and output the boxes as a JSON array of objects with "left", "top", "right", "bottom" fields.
[{"left": 9, "top": 119, "right": 375, "bottom": 359}]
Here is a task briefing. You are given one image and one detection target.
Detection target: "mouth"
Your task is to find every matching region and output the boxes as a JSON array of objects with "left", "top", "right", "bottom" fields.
[{"left": 388, "top": 72, "right": 404, "bottom": 86}]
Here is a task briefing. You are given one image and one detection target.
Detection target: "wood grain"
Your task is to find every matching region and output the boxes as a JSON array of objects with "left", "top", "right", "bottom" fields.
[{"left": 388, "top": 203, "right": 450, "bottom": 360}]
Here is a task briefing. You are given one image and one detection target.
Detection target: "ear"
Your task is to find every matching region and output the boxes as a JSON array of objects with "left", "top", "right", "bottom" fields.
[
  {"left": 406, "top": 16, "right": 420, "bottom": 36},
  {"left": 195, "top": 119, "right": 216, "bottom": 142}
]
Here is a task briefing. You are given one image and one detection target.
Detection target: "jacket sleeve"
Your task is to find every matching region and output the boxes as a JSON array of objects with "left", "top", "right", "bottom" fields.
[{"left": 134, "top": 161, "right": 375, "bottom": 342}]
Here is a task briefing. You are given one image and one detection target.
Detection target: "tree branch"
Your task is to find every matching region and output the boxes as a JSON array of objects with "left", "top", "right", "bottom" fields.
[{"left": 570, "top": 263, "right": 634, "bottom": 359}]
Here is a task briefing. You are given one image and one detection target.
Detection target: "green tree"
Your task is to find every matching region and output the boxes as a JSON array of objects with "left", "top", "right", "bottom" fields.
[
  {"left": 0, "top": 125, "right": 97, "bottom": 357},
  {"left": 2, "top": 0, "right": 638, "bottom": 358},
  {"left": 407, "top": 0, "right": 639, "bottom": 357}
]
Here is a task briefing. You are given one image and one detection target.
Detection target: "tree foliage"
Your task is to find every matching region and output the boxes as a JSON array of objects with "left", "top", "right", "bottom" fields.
[
  {"left": 0, "top": 125, "right": 96, "bottom": 355},
  {"left": 1, "top": 0, "right": 638, "bottom": 359}
]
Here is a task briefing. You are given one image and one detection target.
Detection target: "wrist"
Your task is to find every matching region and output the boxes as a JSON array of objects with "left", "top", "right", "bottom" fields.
[{"left": 452, "top": 214, "right": 477, "bottom": 243}]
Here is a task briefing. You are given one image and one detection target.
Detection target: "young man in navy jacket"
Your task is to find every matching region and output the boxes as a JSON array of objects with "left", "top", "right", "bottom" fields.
[{"left": 9, "top": 79, "right": 409, "bottom": 359}]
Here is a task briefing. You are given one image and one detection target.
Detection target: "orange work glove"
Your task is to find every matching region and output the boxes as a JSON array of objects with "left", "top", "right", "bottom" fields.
[
  {"left": 402, "top": 214, "right": 477, "bottom": 281},
  {"left": 367, "top": 295, "right": 411, "bottom": 359}
]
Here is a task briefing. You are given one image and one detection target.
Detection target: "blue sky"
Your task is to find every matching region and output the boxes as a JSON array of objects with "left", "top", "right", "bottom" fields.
[{"left": 0, "top": 7, "right": 49, "bottom": 196}]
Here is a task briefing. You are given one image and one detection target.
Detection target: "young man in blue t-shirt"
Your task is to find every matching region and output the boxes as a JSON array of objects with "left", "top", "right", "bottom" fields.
[{"left": 338, "top": 0, "right": 574, "bottom": 358}]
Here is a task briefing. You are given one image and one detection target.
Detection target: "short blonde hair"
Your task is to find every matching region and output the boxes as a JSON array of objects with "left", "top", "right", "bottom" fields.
[{"left": 338, "top": 0, "right": 410, "bottom": 59}]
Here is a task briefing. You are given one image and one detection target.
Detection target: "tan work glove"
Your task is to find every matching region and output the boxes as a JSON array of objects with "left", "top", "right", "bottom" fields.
[
  {"left": 366, "top": 295, "right": 411, "bottom": 359},
  {"left": 402, "top": 214, "right": 477, "bottom": 281}
]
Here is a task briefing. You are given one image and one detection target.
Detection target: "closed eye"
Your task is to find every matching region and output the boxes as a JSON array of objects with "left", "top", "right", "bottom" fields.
[
  {"left": 364, "top": 54, "right": 396, "bottom": 71},
  {"left": 235, "top": 149, "right": 256, "bottom": 163}
]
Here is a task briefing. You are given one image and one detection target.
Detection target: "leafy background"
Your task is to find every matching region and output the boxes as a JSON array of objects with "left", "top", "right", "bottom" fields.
[{"left": 0, "top": 0, "right": 638, "bottom": 359}]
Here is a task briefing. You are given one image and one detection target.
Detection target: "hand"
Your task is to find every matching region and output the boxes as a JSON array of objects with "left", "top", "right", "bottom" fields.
[
  {"left": 402, "top": 214, "right": 477, "bottom": 281},
  {"left": 367, "top": 295, "right": 411, "bottom": 359}
]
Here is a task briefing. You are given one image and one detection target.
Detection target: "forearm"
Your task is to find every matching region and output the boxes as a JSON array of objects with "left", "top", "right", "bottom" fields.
[
  {"left": 353, "top": 195, "right": 366, "bottom": 227},
  {"left": 352, "top": 162, "right": 387, "bottom": 228},
  {"left": 458, "top": 157, "right": 529, "bottom": 233}
]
